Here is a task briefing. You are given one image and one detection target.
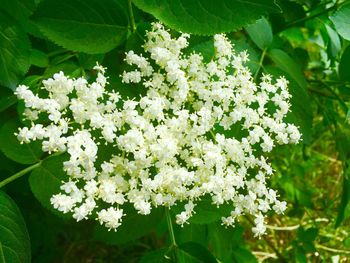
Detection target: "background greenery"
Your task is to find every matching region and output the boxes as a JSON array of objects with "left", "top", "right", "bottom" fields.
[{"left": 0, "top": 0, "right": 350, "bottom": 262}]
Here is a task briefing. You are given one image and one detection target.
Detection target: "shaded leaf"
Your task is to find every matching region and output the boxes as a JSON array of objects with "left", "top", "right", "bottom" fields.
[
  {"left": 172, "top": 196, "right": 232, "bottom": 225},
  {"left": 29, "top": 154, "right": 69, "bottom": 214},
  {"left": 0, "top": 120, "right": 43, "bottom": 164},
  {"left": 0, "top": 22, "right": 31, "bottom": 90},
  {"left": 339, "top": 45, "right": 350, "bottom": 82},
  {"left": 177, "top": 242, "right": 217, "bottom": 263},
  {"left": 264, "top": 66, "right": 312, "bottom": 144},
  {"left": 268, "top": 49, "right": 307, "bottom": 89},
  {"left": 29, "top": 49, "right": 49, "bottom": 68},
  {"left": 0, "top": 191, "right": 31, "bottom": 263},
  {"left": 175, "top": 224, "right": 207, "bottom": 246},
  {"left": 139, "top": 249, "right": 169, "bottom": 263},
  {"left": 335, "top": 162, "right": 350, "bottom": 227},
  {"left": 93, "top": 206, "right": 163, "bottom": 245},
  {"left": 0, "top": 89, "right": 17, "bottom": 113}
]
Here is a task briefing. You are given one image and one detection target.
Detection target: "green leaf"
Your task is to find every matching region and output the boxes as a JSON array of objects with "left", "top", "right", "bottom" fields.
[
  {"left": 232, "top": 247, "right": 257, "bottom": 263},
  {"left": 330, "top": 3, "right": 350, "bottom": 41},
  {"left": 297, "top": 227, "right": 318, "bottom": 243},
  {"left": 336, "top": 163, "right": 350, "bottom": 227},
  {"left": 0, "top": 22, "right": 31, "bottom": 90},
  {"left": 263, "top": 66, "right": 312, "bottom": 144},
  {"left": 245, "top": 17, "right": 273, "bottom": 50},
  {"left": 187, "top": 37, "right": 215, "bottom": 63},
  {"left": 177, "top": 242, "right": 217, "bottom": 263},
  {"left": 32, "top": 0, "right": 129, "bottom": 54},
  {"left": 230, "top": 37, "right": 260, "bottom": 74},
  {"left": 0, "top": 120, "right": 43, "bottom": 164},
  {"left": 267, "top": 49, "right": 307, "bottom": 89},
  {"left": 77, "top": 53, "right": 105, "bottom": 70},
  {"left": 29, "top": 154, "right": 69, "bottom": 213},
  {"left": 324, "top": 24, "right": 341, "bottom": 58},
  {"left": 208, "top": 223, "right": 256, "bottom": 263},
  {"left": 132, "top": 0, "right": 280, "bottom": 35},
  {"left": 172, "top": 196, "right": 232, "bottom": 225},
  {"left": 139, "top": 249, "right": 169, "bottom": 263},
  {"left": 0, "top": 191, "right": 31, "bottom": 263},
  {"left": 339, "top": 46, "right": 350, "bottom": 82},
  {"left": 29, "top": 49, "right": 49, "bottom": 68},
  {"left": 0, "top": 89, "right": 17, "bottom": 113},
  {"left": 93, "top": 206, "right": 163, "bottom": 245},
  {"left": 0, "top": 0, "right": 36, "bottom": 27},
  {"left": 265, "top": 50, "right": 311, "bottom": 143},
  {"left": 175, "top": 224, "right": 207, "bottom": 246}
]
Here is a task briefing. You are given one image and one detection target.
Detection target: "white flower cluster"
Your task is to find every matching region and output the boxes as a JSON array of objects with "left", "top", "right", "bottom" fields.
[{"left": 15, "top": 23, "right": 300, "bottom": 236}]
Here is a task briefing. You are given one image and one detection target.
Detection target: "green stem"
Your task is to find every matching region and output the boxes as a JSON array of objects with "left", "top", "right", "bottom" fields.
[
  {"left": 165, "top": 208, "right": 177, "bottom": 247},
  {"left": 127, "top": 0, "right": 137, "bottom": 33},
  {"left": 283, "top": 2, "right": 339, "bottom": 30},
  {"left": 254, "top": 48, "right": 266, "bottom": 80},
  {"left": 0, "top": 161, "right": 42, "bottom": 188}
]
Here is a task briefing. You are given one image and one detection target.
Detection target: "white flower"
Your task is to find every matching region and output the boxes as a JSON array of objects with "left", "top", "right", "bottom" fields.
[
  {"left": 97, "top": 207, "right": 124, "bottom": 230},
  {"left": 15, "top": 22, "right": 301, "bottom": 234}
]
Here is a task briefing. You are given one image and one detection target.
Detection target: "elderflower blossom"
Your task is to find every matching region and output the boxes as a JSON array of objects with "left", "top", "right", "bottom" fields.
[{"left": 14, "top": 22, "right": 301, "bottom": 236}]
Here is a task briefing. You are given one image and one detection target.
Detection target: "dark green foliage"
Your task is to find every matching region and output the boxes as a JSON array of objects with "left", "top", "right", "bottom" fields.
[
  {"left": 32, "top": 0, "right": 129, "bottom": 54},
  {"left": 29, "top": 154, "right": 70, "bottom": 215},
  {"left": 0, "top": 22, "right": 31, "bottom": 90},
  {"left": 0, "top": 120, "right": 43, "bottom": 164},
  {"left": 132, "top": 0, "right": 280, "bottom": 35},
  {"left": 0, "top": 191, "right": 31, "bottom": 263}
]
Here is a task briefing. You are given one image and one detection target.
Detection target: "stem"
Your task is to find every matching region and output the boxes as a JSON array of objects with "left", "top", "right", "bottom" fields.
[
  {"left": 165, "top": 208, "right": 177, "bottom": 247},
  {"left": 244, "top": 216, "right": 287, "bottom": 262},
  {"left": 316, "top": 244, "right": 350, "bottom": 254},
  {"left": 0, "top": 161, "right": 42, "bottom": 188},
  {"left": 127, "top": 0, "right": 136, "bottom": 33},
  {"left": 254, "top": 48, "right": 266, "bottom": 80},
  {"left": 266, "top": 224, "right": 300, "bottom": 231},
  {"left": 283, "top": 2, "right": 339, "bottom": 30}
]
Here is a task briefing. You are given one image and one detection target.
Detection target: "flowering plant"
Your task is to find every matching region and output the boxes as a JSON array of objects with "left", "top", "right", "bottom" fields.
[
  {"left": 15, "top": 23, "right": 300, "bottom": 237},
  {"left": 1, "top": 0, "right": 349, "bottom": 262}
]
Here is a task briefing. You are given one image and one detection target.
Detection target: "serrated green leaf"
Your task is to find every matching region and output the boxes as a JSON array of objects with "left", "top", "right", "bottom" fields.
[
  {"left": 0, "top": 23, "right": 31, "bottom": 90},
  {"left": 132, "top": 0, "right": 280, "bottom": 35},
  {"left": 93, "top": 206, "right": 163, "bottom": 245},
  {"left": 245, "top": 17, "right": 273, "bottom": 50},
  {"left": 330, "top": 3, "right": 350, "bottom": 41},
  {"left": 0, "top": 120, "right": 43, "bottom": 164},
  {"left": 29, "top": 154, "right": 69, "bottom": 214},
  {"left": 0, "top": 191, "right": 31, "bottom": 263},
  {"left": 32, "top": 0, "right": 129, "bottom": 54}
]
